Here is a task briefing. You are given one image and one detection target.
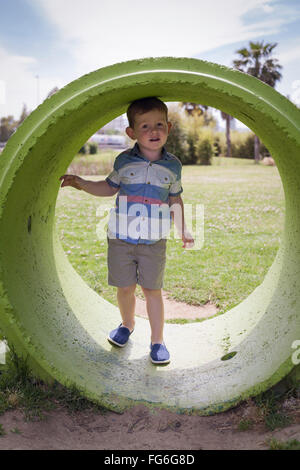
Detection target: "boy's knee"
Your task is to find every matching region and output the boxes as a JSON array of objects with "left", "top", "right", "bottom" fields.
[
  {"left": 142, "top": 287, "right": 162, "bottom": 298},
  {"left": 117, "top": 284, "right": 136, "bottom": 295}
]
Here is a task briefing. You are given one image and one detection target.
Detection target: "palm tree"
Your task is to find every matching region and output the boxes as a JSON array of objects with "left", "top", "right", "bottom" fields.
[
  {"left": 233, "top": 41, "right": 283, "bottom": 163},
  {"left": 220, "top": 111, "right": 234, "bottom": 157},
  {"left": 180, "top": 102, "right": 215, "bottom": 125}
]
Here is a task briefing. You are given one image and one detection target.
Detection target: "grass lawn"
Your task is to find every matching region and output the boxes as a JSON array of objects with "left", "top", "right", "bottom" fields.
[{"left": 55, "top": 151, "right": 285, "bottom": 318}]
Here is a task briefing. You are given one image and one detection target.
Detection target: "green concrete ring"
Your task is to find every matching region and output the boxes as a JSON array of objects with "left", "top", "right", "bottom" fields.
[{"left": 0, "top": 57, "right": 299, "bottom": 414}]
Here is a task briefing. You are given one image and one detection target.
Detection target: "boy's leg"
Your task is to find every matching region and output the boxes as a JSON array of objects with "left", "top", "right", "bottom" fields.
[
  {"left": 107, "top": 237, "right": 138, "bottom": 333},
  {"left": 117, "top": 284, "right": 136, "bottom": 332},
  {"left": 137, "top": 240, "right": 167, "bottom": 345},
  {"left": 141, "top": 287, "right": 164, "bottom": 344}
]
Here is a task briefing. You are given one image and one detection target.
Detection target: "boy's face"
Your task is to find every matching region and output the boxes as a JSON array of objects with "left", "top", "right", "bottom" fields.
[{"left": 126, "top": 109, "right": 172, "bottom": 153}]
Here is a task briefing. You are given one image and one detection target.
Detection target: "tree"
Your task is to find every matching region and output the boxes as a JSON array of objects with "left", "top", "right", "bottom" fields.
[
  {"left": 233, "top": 41, "right": 282, "bottom": 163},
  {"left": 0, "top": 116, "right": 16, "bottom": 142},
  {"left": 18, "top": 103, "right": 30, "bottom": 125},
  {"left": 180, "top": 102, "right": 215, "bottom": 126},
  {"left": 0, "top": 103, "right": 33, "bottom": 144},
  {"left": 47, "top": 86, "right": 59, "bottom": 98},
  {"left": 220, "top": 111, "right": 234, "bottom": 157}
]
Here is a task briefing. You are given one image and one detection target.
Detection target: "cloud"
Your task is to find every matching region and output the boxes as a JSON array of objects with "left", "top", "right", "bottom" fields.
[
  {"left": 261, "top": 1, "right": 274, "bottom": 13},
  {"left": 3, "top": 0, "right": 298, "bottom": 117},
  {"left": 0, "top": 46, "right": 37, "bottom": 117},
  {"left": 0, "top": 45, "right": 66, "bottom": 117},
  {"left": 34, "top": 0, "right": 285, "bottom": 75},
  {"left": 277, "top": 43, "right": 300, "bottom": 65}
]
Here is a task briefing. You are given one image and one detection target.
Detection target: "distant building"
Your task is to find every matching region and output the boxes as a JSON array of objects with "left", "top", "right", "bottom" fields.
[
  {"left": 89, "top": 133, "right": 127, "bottom": 148},
  {"left": 100, "top": 114, "right": 128, "bottom": 133},
  {"left": 90, "top": 113, "right": 128, "bottom": 148}
]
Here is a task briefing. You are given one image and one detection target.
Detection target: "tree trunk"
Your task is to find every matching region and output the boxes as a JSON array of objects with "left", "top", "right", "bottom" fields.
[
  {"left": 226, "top": 114, "right": 231, "bottom": 157},
  {"left": 254, "top": 135, "right": 260, "bottom": 163}
]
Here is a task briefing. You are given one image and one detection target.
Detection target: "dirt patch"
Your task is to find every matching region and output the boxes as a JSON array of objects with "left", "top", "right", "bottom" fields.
[
  {"left": 0, "top": 292, "right": 297, "bottom": 450},
  {"left": 135, "top": 290, "right": 218, "bottom": 320},
  {"left": 0, "top": 398, "right": 299, "bottom": 450}
]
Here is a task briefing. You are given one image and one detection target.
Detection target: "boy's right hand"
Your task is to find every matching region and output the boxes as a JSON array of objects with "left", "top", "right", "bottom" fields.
[{"left": 59, "top": 174, "right": 84, "bottom": 191}]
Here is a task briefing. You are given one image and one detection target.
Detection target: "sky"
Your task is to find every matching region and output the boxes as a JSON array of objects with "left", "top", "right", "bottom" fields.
[{"left": 0, "top": 0, "right": 300, "bottom": 130}]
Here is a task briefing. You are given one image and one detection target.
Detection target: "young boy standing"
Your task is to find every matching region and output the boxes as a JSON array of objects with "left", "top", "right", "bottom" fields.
[{"left": 59, "top": 97, "right": 194, "bottom": 365}]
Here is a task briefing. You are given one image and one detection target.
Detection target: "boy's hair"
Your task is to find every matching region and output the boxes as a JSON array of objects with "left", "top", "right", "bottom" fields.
[{"left": 127, "top": 97, "right": 168, "bottom": 128}]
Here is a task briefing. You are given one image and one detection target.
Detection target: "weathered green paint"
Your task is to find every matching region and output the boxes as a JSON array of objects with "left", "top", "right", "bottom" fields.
[{"left": 0, "top": 57, "right": 299, "bottom": 414}]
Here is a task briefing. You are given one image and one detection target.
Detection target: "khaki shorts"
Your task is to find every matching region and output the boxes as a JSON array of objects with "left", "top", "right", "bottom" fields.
[{"left": 107, "top": 237, "right": 167, "bottom": 289}]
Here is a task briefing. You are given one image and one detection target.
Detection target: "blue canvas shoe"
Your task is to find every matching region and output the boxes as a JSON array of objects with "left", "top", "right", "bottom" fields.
[
  {"left": 150, "top": 342, "right": 170, "bottom": 364},
  {"left": 107, "top": 324, "right": 134, "bottom": 347}
]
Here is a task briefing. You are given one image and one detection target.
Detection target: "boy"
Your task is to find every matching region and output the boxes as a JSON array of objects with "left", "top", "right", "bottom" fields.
[{"left": 59, "top": 97, "right": 194, "bottom": 365}]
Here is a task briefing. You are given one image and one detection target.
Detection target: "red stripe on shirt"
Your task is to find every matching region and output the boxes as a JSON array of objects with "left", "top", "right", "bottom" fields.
[{"left": 126, "top": 195, "right": 166, "bottom": 205}]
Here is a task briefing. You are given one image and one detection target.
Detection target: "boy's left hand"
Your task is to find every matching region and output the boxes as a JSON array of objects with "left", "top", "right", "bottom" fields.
[{"left": 182, "top": 231, "right": 194, "bottom": 249}]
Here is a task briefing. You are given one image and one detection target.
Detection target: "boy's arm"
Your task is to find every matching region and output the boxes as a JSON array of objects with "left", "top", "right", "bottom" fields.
[
  {"left": 59, "top": 174, "right": 119, "bottom": 197},
  {"left": 80, "top": 178, "right": 119, "bottom": 197},
  {"left": 169, "top": 195, "right": 194, "bottom": 248}
]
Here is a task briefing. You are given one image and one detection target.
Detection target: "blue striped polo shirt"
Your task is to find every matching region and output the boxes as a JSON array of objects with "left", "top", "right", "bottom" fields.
[{"left": 105, "top": 143, "right": 183, "bottom": 244}]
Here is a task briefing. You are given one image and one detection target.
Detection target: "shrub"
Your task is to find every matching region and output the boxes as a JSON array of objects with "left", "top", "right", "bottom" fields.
[
  {"left": 165, "top": 105, "right": 217, "bottom": 165},
  {"left": 184, "top": 116, "right": 215, "bottom": 165},
  {"left": 89, "top": 143, "right": 98, "bottom": 154},
  {"left": 231, "top": 132, "right": 254, "bottom": 159},
  {"left": 230, "top": 131, "right": 270, "bottom": 159},
  {"left": 165, "top": 109, "right": 186, "bottom": 162},
  {"left": 78, "top": 144, "right": 88, "bottom": 154},
  {"left": 213, "top": 136, "right": 222, "bottom": 156},
  {"left": 167, "top": 103, "right": 272, "bottom": 164},
  {"left": 197, "top": 138, "right": 213, "bottom": 165}
]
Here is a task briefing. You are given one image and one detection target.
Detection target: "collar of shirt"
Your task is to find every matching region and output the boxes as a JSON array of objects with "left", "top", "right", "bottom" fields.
[{"left": 130, "top": 142, "right": 172, "bottom": 162}]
